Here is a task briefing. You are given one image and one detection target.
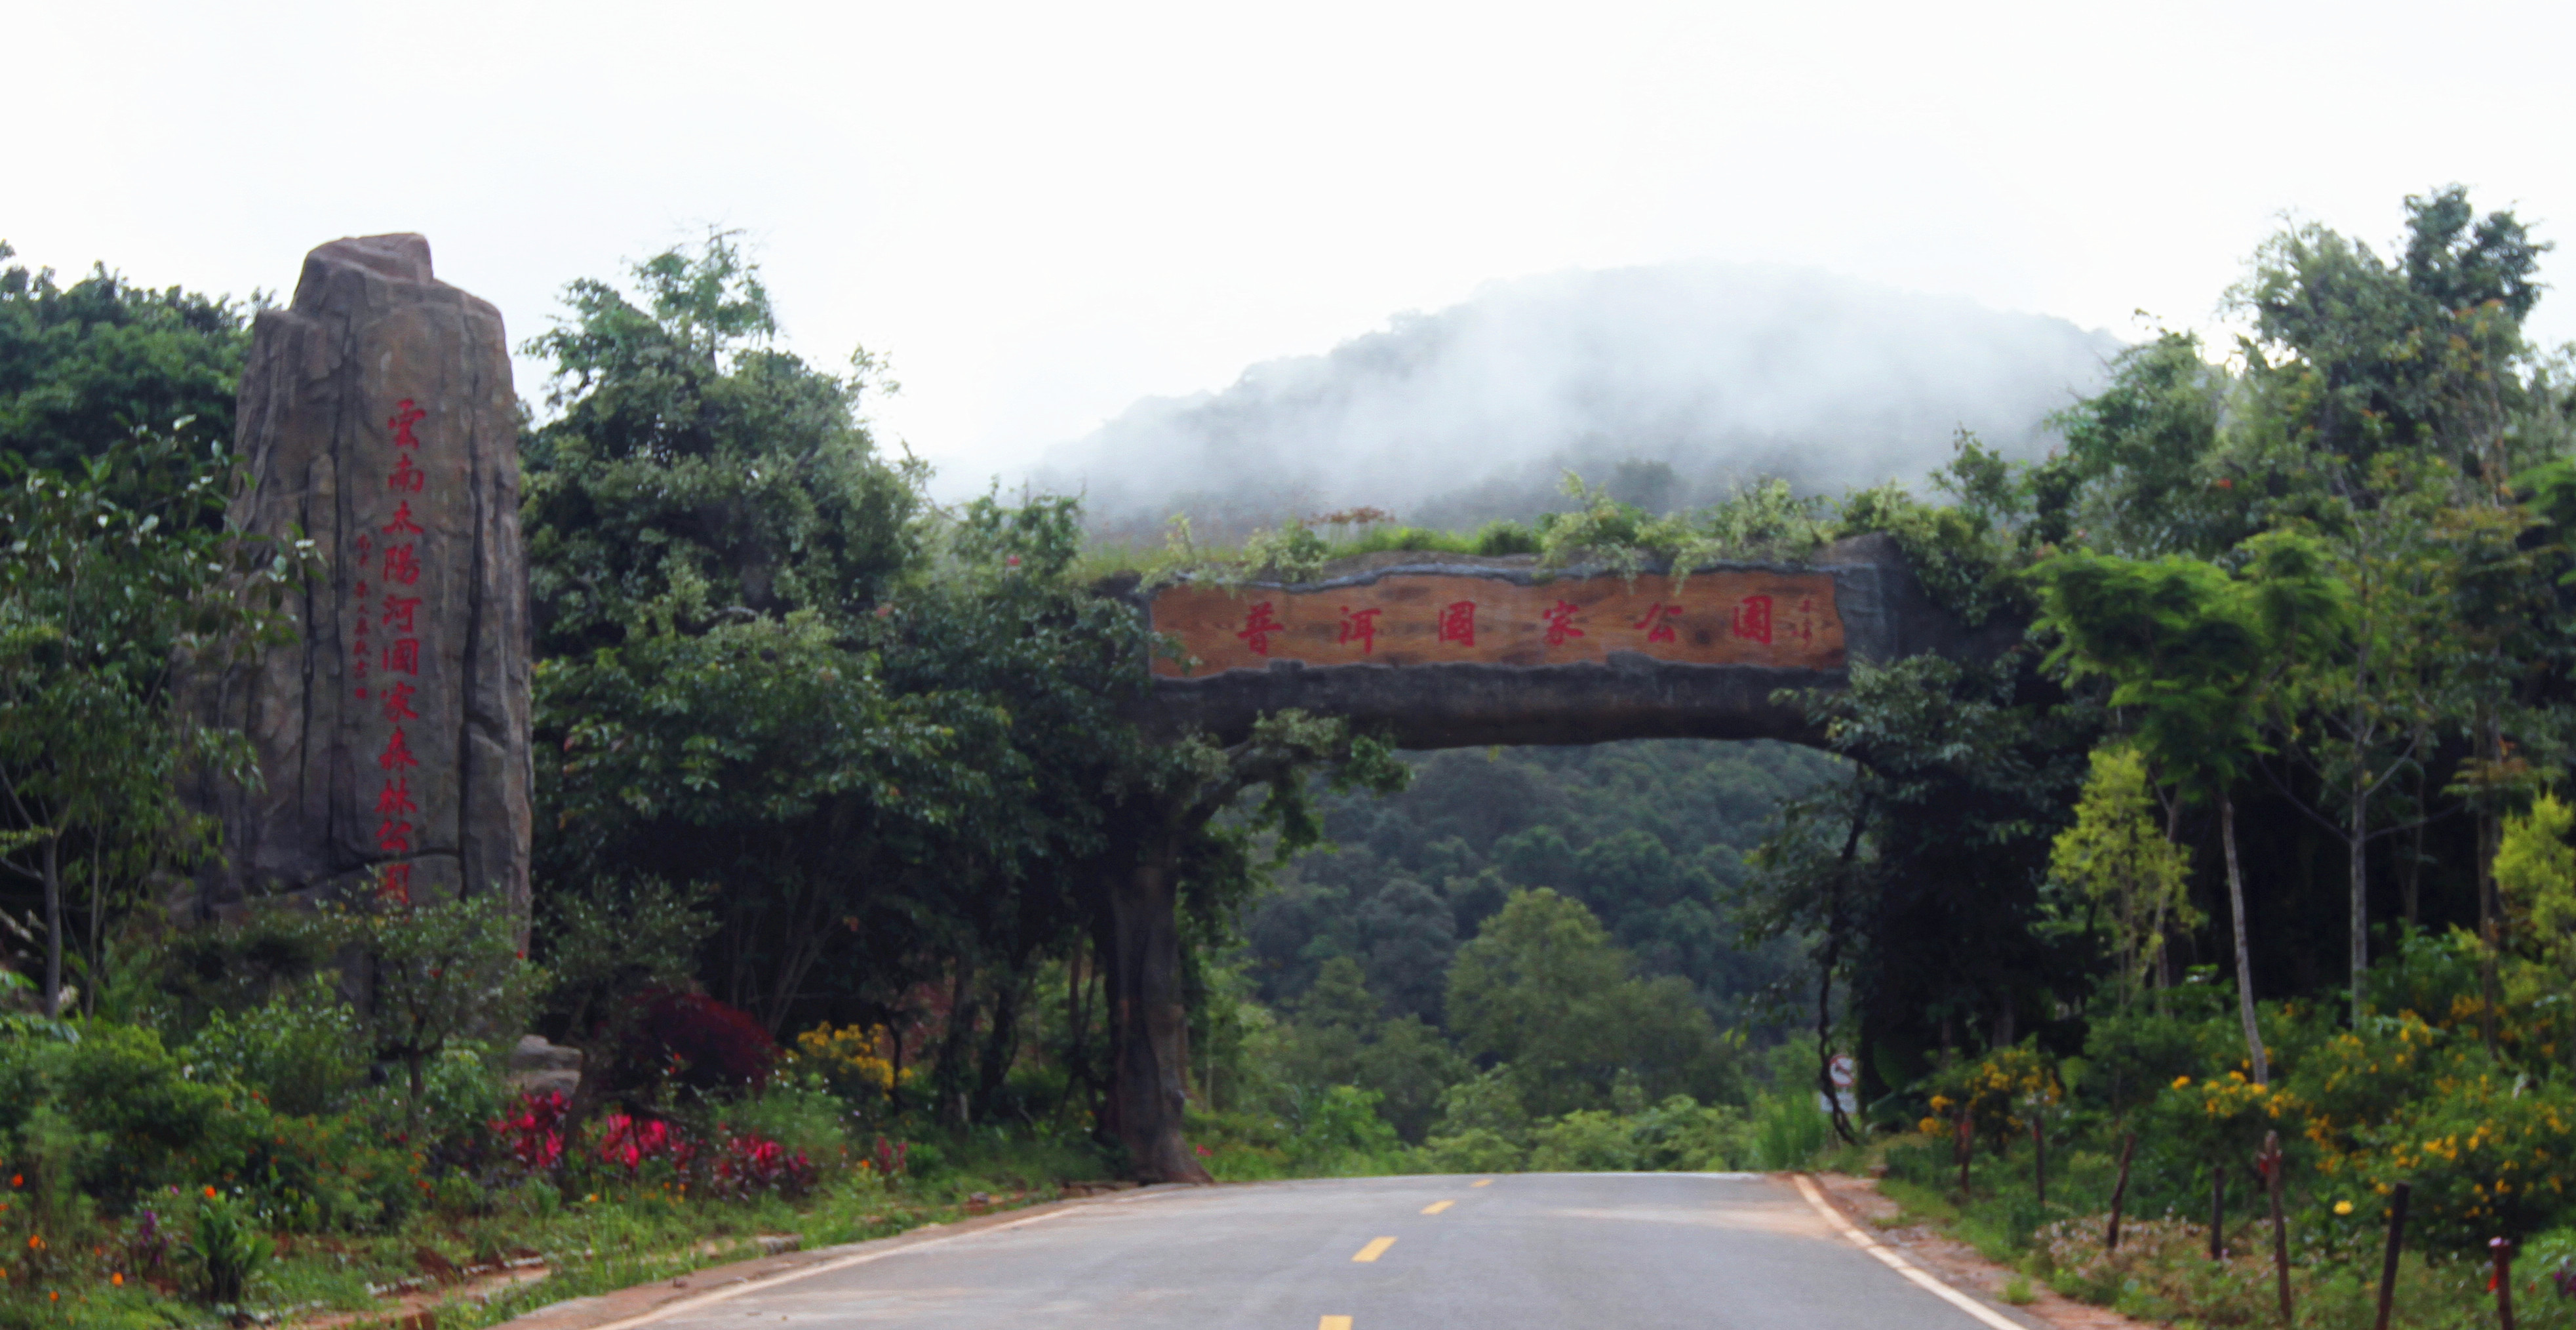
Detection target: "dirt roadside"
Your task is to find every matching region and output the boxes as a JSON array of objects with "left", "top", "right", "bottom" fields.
[
  {"left": 1805, "top": 1173, "right": 2155, "bottom": 1330},
  {"left": 304, "top": 1185, "right": 1183, "bottom": 1330}
]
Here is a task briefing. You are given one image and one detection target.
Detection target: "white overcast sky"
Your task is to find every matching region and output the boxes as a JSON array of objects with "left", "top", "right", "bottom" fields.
[{"left": 9, "top": 0, "right": 2572, "bottom": 499}]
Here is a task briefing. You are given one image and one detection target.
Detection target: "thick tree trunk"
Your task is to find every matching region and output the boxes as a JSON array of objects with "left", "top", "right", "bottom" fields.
[
  {"left": 1103, "top": 832, "right": 1212, "bottom": 1184},
  {"left": 41, "top": 837, "right": 63, "bottom": 1019},
  {"left": 936, "top": 958, "right": 980, "bottom": 1126},
  {"left": 975, "top": 963, "right": 1029, "bottom": 1121},
  {"left": 2221, "top": 793, "right": 2270, "bottom": 1084},
  {"left": 2350, "top": 770, "right": 2369, "bottom": 1026}
]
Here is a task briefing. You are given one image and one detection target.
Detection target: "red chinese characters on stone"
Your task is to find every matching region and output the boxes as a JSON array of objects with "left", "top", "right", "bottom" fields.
[
  {"left": 1542, "top": 599, "right": 1586, "bottom": 647},
  {"left": 1437, "top": 600, "right": 1477, "bottom": 647},
  {"left": 1338, "top": 606, "right": 1382, "bottom": 655},
  {"left": 1237, "top": 601, "right": 1285, "bottom": 656},
  {"left": 375, "top": 776, "right": 418, "bottom": 817},
  {"left": 1633, "top": 602, "right": 1680, "bottom": 644},
  {"left": 1732, "top": 594, "right": 1773, "bottom": 645},
  {"left": 361, "top": 397, "right": 433, "bottom": 871},
  {"left": 388, "top": 399, "right": 426, "bottom": 449}
]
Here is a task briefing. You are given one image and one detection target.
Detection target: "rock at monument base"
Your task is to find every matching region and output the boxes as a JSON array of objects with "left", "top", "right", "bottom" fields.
[
  {"left": 187, "top": 234, "right": 530, "bottom": 925},
  {"left": 506, "top": 1034, "right": 584, "bottom": 1098}
]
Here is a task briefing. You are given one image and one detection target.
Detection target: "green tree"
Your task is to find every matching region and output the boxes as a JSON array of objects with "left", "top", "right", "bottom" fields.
[
  {"left": 0, "top": 243, "right": 251, "bottom": 478},
  {"left": 2031, "top": 534, "right": 2345, "bottom": 1082},
  {"left": 1446, "top": 888, "right": 1732, "bottom": 1116},
  {"left": 341, "top": 893, "right": 545, "bottom": 1119},
  {"left": 520, "top": 232, "right": 918, "bottom": 655},
  {"left": 2049, "top": 746, "right": 2197, "bottom": 1009},
  {"left": 2044, "top": 330, "right": 2244, "bottom": 558},
  {"left": 0, "top": 430, "right": 307, "bottom": 1015},
  {"left": 2496, "top": 792, "right": 2576, "bottom": 1069}
]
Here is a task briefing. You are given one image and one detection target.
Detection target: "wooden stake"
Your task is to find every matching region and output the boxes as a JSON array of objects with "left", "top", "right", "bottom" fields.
[
  {"left": 2260, "top": 1132, "right": 2292, "bottom": 1327},
  {"left": 2031, "top": 1114, "right": 2048, "bottom": 1207},
  {"left": 2492, "top": 1237, "right": 2517, "bottom": 1330},
  {"left": 2373, "top": 1182, "right": 2409, "bottom": 1330},
  {"left": 1956, "top": 1110, "right": 1973, "bottom": 1198},
  {"left": 2106, "top": 1133, "right": 2137, "bottom": 1252},
  {"left": 2210, "top": 1163, "right": 2227, "bottom": 1260}
]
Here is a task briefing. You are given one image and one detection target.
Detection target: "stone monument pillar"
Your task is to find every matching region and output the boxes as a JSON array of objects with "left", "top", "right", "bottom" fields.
[{"left": 188, "top": 234, "right": 530, "bottom": 921}]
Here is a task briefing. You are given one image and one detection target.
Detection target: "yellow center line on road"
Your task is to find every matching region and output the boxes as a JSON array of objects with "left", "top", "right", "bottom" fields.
[
  {"left": 1421, "top": 1200, "right": 1455, "bottom": 1215},
  {"left": 1470, "top": 1178, "right": 1494, "bottom": 1187},
  {"left": 1320, "top": 1318, "right": 1353, "bottom": 1330},
  {"left": 1351, "top": 1237, "right": 1398, "bottom": 1262}
]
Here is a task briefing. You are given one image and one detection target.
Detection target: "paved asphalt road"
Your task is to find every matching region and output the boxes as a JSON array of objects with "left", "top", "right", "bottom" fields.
[{"left": 639, "top": 1172, "right": 2031, "bottom": 1329}]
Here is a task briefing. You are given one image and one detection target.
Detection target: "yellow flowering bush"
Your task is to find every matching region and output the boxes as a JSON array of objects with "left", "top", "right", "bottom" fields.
[
  {"left": 1924, "top": 1044, "right": 2061, "bottom": 1152},
  {"left": 781, "top": 1023, "right": 913, "bottom": 1104},
  {"left": 2344, "top": 1062, "right": 2576, "bottom": 1251}
]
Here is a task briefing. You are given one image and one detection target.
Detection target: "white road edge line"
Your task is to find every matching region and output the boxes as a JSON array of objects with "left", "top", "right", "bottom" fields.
[
  {"left": 1789, "top": 1173, "right": 2028, "bottom": 1330},
  {"left": 564, "top": 1190, "right": 1175, "bottom": 1330}
]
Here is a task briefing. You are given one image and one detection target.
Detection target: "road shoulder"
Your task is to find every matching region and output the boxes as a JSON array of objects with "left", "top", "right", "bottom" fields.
[
  {"left": 486, "top": 1186, "right": 1191, "bottom": 1330},
  {"left": 1802, "top": 1173, "right": 2152, "bottom": 1330}
]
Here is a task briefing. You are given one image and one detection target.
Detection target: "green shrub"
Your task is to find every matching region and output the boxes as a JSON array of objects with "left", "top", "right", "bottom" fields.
[
  {"left": 710, "top": 1076, "right": 854, "bottom": 1171},
  {"left": 1288, "top": 1085, "right": 1403, "bottom": 1171},
  {"left": 14, "top": 1023, "right": 235, "bottom": 1204},
  {"left": 1632, "top": 1096, "right": 1753, "bottom": 1170},
  {"left": 1529, "top": 1110, "right": 1641, "bottom": 1171},
  {"left": 1748, "top": 1090, "right": 1831, "bottom": 1169},
  {"left": 183, "top": 973, "right": 365, "bottom": 1116},
  {"left": 188, "top": 1188, "right": 268, "bottom": 1306},
  {"left": 1420, "top": 1126, "right": 1524, "bottom": 1173}
]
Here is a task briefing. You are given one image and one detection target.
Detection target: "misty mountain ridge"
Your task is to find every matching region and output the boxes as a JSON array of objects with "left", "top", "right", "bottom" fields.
[{"left": 1037, "top": 262, "right": 2125, "bottom": 540}]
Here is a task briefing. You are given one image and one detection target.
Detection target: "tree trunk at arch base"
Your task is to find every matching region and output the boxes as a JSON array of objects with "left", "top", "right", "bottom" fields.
[{"left": 1101, "top": 833, "right": 1214, "bottom": 1184}]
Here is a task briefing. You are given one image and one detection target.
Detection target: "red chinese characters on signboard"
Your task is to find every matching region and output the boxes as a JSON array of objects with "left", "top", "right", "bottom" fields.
[
  {"left": 1237, "top": 601, "right": 1284, "bottom": 656},
  {"left": 1437, "top": 600, "right": 1476, "bottom": 647},
  {"left": 1633, "top": 602, "right": 1680, "bottom": 644},
  {"left": 1779, "top": 596, "right": 1819, "bottom": 647},
  {"left": 1542, "top": 599, "right": 1585, "bottom": 646},
  {"left": 1339, "top": 607, "right": 1382, "bottom": 655},
  {"left": 1731, "top": 594, "right": 1773, "bottom": 645}
]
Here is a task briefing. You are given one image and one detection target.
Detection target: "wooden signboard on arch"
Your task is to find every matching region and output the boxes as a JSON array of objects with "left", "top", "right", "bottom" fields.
[{"left": 1148, "top": 567, "right": 1846, "bottom": 677}]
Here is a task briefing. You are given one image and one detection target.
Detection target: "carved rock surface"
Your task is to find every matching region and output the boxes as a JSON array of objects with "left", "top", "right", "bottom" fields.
[{"left": 189, "top": 234, "right": 529, "bottom": 919}]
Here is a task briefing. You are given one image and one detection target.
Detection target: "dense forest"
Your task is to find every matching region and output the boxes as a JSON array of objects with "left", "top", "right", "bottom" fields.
[{"left": 8, "top": 182, "right": 2576, "bottom": 1326}]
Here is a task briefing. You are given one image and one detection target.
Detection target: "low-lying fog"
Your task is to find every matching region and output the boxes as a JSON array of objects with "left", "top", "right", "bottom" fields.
[{"left": 1034, "top": 262, "right": 2123, "bottom": 540}]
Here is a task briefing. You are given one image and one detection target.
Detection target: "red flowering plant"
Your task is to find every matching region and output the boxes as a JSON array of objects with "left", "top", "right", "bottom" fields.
[
  {"left": 597, "top": 1113, "right": 698, "bottom": 1176},
  {"left": 494, "top": 1090, "right": 570, "bottom": 1173},
  {"left": 705, "top": 1133, "right": 816, "bottom": 1200}
]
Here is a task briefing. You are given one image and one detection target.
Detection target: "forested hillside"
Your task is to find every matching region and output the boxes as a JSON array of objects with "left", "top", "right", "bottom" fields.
[{"left": 1246, "top": 741, "right": 1837, "bottom": 1027}]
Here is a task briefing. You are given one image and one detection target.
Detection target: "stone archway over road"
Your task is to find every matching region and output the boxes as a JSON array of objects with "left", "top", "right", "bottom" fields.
[{"left": 1090, "top": 537, "right": 2019, "bottom": 1180}]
